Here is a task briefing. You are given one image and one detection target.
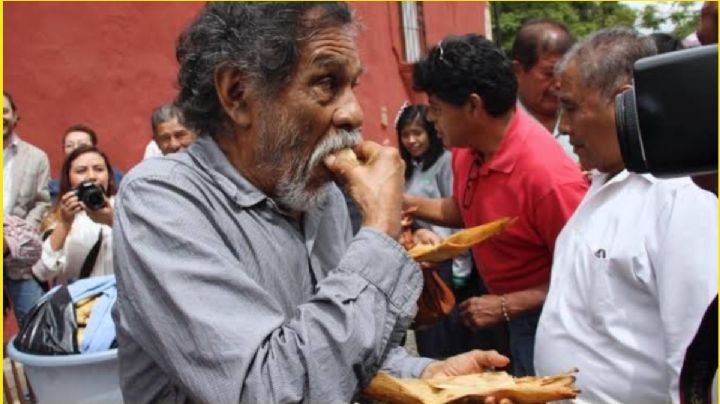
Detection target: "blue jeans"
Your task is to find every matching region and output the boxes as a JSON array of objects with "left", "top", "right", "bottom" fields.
[
  {"left": 4, "top": 275, "right": 44, "bottom": 329},
  {"left": 508, "top": 308, "right": 541, "bottom": 376}
]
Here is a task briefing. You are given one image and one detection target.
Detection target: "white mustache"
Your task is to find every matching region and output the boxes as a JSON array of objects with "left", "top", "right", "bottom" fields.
[{"left": 306, "top": 129, "right": 362, "bottom": 174}]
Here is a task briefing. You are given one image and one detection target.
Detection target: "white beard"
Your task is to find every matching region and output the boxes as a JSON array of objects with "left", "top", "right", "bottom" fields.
[{"left": 274, "top": 128, "right": 361, "bottom": 212}]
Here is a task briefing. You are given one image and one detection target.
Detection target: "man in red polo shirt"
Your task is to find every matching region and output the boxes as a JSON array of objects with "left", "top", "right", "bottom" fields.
[{"left": 406, "top": 33, "right": 587, "bottom": 376}]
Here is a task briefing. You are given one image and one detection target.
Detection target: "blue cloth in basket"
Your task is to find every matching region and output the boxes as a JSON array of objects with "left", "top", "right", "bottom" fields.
[{"left": 67, "top": 275, "right": 117, "bottom": 353}]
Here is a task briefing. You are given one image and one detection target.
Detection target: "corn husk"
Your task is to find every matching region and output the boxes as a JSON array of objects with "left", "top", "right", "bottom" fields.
[
  {"left": 363, "top": 369, "right": 579, "bottom": 404},
  {"left": 408, "top": 217, "right": 516, "bottom": 263}
]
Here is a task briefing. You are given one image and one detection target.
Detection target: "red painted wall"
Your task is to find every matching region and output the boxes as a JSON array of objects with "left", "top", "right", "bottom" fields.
[
  {"left": 4, "top": 2, "right": 203, "bottom": 176},
  {"left": 4, "top": 2, "right": 486, "bottom": 177}
]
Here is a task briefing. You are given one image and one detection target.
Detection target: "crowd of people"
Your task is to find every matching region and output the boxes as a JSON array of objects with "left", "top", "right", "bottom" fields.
[
  {"left": 3, "top": 2, "right": 717, "bottom": 404},
  {"left": 2, "top": 95, "right": 196, "bottom": 327}
]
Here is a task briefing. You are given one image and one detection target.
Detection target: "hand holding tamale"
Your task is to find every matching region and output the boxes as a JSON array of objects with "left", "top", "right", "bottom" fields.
[
  {"left": 364, "top": 369, "right": 580, "bottom": 404},
  {"left": 408, "top": 217, "right": 516, "bottom": 262}
]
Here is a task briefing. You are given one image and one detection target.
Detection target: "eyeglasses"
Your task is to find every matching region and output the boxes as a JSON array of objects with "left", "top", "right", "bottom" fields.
[
  {"left": 462, "top": 155, "right": 482, "bottom": 209},
  {"left": 437, "top": 40, "right": 452, "bottom": 69}
]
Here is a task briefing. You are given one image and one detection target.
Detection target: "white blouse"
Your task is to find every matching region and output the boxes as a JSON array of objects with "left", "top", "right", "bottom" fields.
[{"left": 33, "top": 198, "right": 114, "bottom": 282}]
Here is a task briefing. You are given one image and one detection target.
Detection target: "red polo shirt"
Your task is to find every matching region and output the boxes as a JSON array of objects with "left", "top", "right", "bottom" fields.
[{"left": 452, "top": 108, "right": 587, "bottom": 295}]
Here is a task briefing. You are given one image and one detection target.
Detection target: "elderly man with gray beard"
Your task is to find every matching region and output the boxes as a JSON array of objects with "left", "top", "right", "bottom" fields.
[{"left": 112, "top": 3, "right": 509, "bottom": 404}]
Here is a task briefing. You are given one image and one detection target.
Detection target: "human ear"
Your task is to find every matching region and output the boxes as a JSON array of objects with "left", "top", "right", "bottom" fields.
[
  {"left": 214, "top": 64, "right": 252, "bottom": 129},
  {"left": 616, "top": 83, "right": 633, "bottom": 95},
  {"left": 467, "top": 93, "right": 485, "bottom": 117}
]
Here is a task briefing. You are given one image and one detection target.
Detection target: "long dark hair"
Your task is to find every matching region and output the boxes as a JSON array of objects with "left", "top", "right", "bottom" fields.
[
  {"left": 57, "top": 145, "right": 117, "bottom": 200},
  {"left": 395, "top": 104, "right": 445, "bottom": 180}
]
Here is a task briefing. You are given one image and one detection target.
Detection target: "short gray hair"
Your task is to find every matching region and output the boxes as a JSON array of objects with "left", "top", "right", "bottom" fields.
[
  {"left": 556, "top": 27, "right": 657, "bottom": 99},
  {"left": 150, "top": 102, "right": 184, "bottom": 137}
]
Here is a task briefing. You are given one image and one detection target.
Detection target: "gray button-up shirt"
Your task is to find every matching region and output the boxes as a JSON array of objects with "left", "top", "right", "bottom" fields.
[{"left": 112, "top": 136, "right": 431, "bottom": 403}]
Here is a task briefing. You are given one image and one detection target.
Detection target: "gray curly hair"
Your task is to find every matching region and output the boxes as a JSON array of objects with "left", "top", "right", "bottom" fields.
[{"left": 175, "top": 2, "right": 354, "bottom": 138}]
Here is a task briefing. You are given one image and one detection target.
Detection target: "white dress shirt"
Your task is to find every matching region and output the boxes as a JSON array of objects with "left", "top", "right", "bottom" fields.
[
  {"left": 535, "top": 170, "right": 717, "bottom": 404},
  {"left": 142, "top": 139, "right": 163, "bottom": 159}
]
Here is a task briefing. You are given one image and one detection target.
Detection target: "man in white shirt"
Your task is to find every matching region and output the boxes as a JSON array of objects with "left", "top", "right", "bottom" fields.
[{"left": 534, "top": 27, "right": 718, "bottom": 404}]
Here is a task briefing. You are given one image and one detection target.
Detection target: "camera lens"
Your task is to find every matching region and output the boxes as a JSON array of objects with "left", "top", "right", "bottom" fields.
[
  {"left": 76, "top": 183, "right": 106, "bottom": 211},
  {"left": 85, "top": 190, "right": 105, "bottom": 210}
]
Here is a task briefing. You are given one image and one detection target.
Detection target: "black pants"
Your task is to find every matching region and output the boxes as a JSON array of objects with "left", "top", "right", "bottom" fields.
[{"left": 415, "top": 265, "right": 504, "bottom": 359}]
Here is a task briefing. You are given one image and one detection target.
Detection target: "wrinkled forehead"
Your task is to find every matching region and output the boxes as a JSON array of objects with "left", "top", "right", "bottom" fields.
[
  {"left": 297, "top": 24, "right": 362, "bottom": 73},
  {"left": 556, "top": 61, "right": 583, "bottom": 100},
  {"left": 557, "top": 60, "right": 604, "bottom": 104},
  {"left": 534, "top": 50, "right": 562, "bottom": 68},
  {"left": 157, "top": 118, "right": 188, "bottom": 134}
]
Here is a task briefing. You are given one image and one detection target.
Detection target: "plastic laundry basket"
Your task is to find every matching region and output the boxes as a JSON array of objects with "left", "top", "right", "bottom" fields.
[{"left": 6, "top": 337, "right": 123, "bottom": 404}]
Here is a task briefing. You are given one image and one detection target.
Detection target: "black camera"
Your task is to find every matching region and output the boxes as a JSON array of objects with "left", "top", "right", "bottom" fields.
[
  {"left": 75, "top": 182, "right": 106, "bottom": 211},
  {"left": 615, "top": 44, "right": 718, "bottom": 177}
]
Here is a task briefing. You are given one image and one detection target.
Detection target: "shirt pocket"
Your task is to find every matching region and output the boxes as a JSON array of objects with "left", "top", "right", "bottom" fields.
[{"left": 586, "top": 253, "right": 616, "bottom": 329}]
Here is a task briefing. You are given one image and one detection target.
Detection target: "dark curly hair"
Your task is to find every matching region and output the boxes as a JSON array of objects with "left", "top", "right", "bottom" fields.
[
  {"left": 413, "top": 34, "right": 517, "bottom": 117},
  {"left": 395, "top": 104, "right": 445, "bottom": 180},
  {"left": 176, "top": 2, "right": 353, "bottom": 137}
]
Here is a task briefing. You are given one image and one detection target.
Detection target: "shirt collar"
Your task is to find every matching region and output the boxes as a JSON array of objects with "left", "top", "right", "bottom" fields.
[
  {"left": 591, "top": 169, "right": 658, "bottom": 191},
  {"left": 186, "top": 135, "right": 267, "bottom": 208},
  {"left": 479, "top": 107, "right": 527, "bottom": 175}
]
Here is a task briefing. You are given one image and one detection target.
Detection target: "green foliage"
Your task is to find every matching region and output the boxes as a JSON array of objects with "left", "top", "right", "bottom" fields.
[
  {"left": 491, "top": 1, "right": 702, "bottom": 55},
  {"left": 669, "top": 2, "right": 700, "bottom": 39},
  {"left": 640, "top": 4, "right": 662, "bottom": 31},
  {"left": 636, "top": 2, "right": 699, "bottom": 39},
  {"left": 491, "top": 1, "right": 638, "bottom": 55}
]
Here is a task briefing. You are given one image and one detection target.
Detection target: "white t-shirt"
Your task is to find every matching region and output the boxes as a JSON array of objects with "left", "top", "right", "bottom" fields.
[
  {"left": 535, "top": 170, "right": 717, "bottom": 404},
  {"left": 143, "top": 139, "right": 163, "bottom": 159}
]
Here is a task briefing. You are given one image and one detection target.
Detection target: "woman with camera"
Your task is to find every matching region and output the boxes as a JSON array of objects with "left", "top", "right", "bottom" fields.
[{"left": 33, "top": 145, "right": 117, "bottom": 282}]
